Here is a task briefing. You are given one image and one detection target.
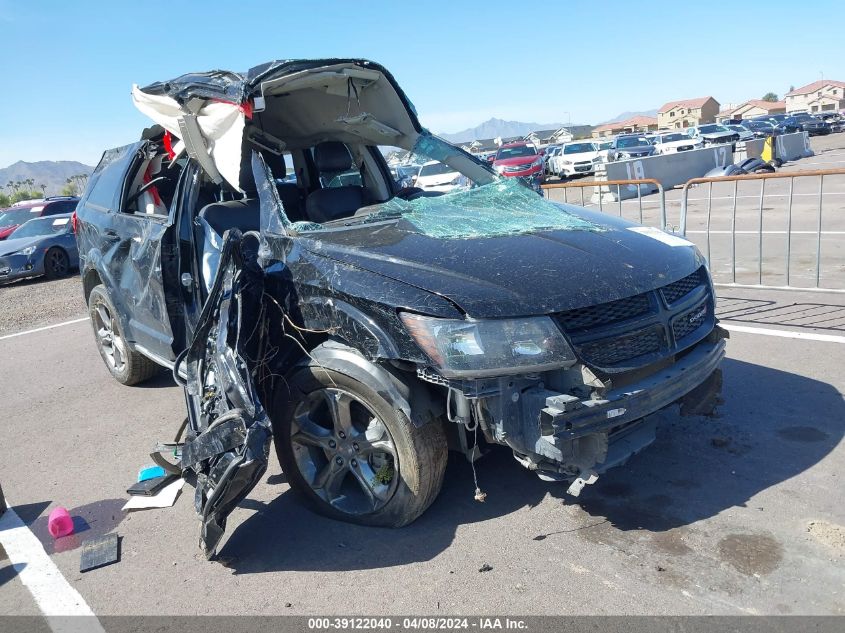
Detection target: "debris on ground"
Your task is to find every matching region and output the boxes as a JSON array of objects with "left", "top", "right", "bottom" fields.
[
  {"left": 807, "top": 520, "right": 845, "bottom": 553},
  {"left": 47, "top": 506, "right": 74, "bottom": 538},
  {"left": 478, "top": 563, "right": 493, "bottom": 573},
  {"left": 122, "top": 478, "right": 184, "bottom": 511},
  {"left": 80, "top": 534, "right": 120, "bottom": 572},
  {"left": 711, "top": 436, "right": 731, "bottom": 448},
  {"left": 137, "top": 465, "right": 166, "bottom": 482}
]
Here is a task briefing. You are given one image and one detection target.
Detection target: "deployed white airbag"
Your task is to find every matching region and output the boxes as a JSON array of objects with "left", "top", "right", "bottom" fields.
[{"left": 131, "top": 85, "right": 245, "bottom": 191}]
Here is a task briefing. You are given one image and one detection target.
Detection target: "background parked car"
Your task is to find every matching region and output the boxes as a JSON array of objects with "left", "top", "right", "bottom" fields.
[
  {"left": 610, "top": 135, "right": 655, "bottom": 161},
  {"left": 724, "top": 124, "right": 755, "bottom": 141},
  {"left": 0, "top": 196, "right": 79, "bottom": 240},
  {"left": 782, "top": 113, "right": 830, "bottom": 136},
  {"left": 543, "top": 146, "right": 562, "bottom": 175},
  {"left": 0, "top": 213, "right": 78, "bottom": 283},
  {"left": 492, "top": 142, "right": 544, "bottom": 190},
  {"left": 744, "top": 120, "right": 778, "bottom": 138},
  {"left": 686, "top": 124, "right": 739, "bottom": 147},
  {"left": 413, "top": 160, "right": 468, "bottom": 192},
  {"left": 651, "top": 132, "right": 703, "bottom": 154},
  {"left": 551, "top": 141, "right": 602, "bottom": 178}
]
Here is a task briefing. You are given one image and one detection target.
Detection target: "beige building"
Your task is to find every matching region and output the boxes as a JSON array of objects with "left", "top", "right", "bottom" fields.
[
  {"left": 785, "top": 80, "right": 845, "bottom": 113},
  {"left": 591, "top": 115, "right": 658, "bottom": 138},
  {"left": 657, "top": 97, "right": 720, "bottom": 129},
  {"left": 718, "top": 99, "right": 786, "bottom": 121}
]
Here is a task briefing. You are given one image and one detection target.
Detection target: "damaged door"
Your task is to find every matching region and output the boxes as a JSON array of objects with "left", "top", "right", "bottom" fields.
[
  {"left": 177, "top": 226, "right": 275, "bottom": 558},
  {"left": 98, "top": 141, "right": 179, "bottom": 364}
]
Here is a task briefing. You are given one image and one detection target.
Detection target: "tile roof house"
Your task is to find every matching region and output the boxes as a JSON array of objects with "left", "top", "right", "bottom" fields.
[
  {"left": 785, "top": 81, "right": 845, "bottom": 113},
  {"left": 657, "top": 97, "right": 720, "bottom": 129},
  {"left": 591, "top": 115, "right": 658, "bottom": 138},
  {"left": 718, "top": 99, "right": 786, "bottom": 121}
]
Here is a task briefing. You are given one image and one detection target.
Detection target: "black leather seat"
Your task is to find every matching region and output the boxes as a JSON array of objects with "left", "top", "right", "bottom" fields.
[{"left": 305, "top": 142, "right": 364, "bottom": 223}]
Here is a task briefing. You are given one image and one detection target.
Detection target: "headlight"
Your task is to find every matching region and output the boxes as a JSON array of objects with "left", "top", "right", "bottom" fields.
[
  {"left": 20, "top": 246, "right": 36, "bottom": 256},
  {"left": 400, "top": 314, "right": 576, "bottom": 378},
  {"left": 494, "top": 165, "right": 505, "bottom": 174},
  {"left": 561, "top": 160, "right": 573, "bottom": 165},
  {"left": 591, "top": 156, "right": 602, "bottom": 163}
]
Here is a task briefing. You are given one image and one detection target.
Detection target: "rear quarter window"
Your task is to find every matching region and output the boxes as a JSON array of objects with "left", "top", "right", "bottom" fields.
[{"left": 83, "top": 144, "right": 137, "bottom": 211}]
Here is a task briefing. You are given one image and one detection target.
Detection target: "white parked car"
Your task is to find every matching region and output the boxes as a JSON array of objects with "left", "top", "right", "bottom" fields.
[
  {"left": 595, "top": 139, "right": 614, "bottom": 163},
  {"left": 413, "top": 160, "right": 468, "bottom": 192},
  {"left": 551, "top": 141, "right": 603, "bottom": 178},
  {"left": 651, "top": 132, "right": 704, "bottom": 154}
]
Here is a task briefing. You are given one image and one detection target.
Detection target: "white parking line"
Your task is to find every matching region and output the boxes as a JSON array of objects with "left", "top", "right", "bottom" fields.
[
  {"left": 0, "top": 317, "right": 88, "bottom": 342},
  {"left": 722, "top": 323, "right": 845, "bottom": 344},
  {"left": 0, "top": 507, "right": 105, "bottom": 632}
]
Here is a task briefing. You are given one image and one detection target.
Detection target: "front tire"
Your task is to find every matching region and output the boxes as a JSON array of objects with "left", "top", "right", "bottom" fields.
[
  {"left": 43, "top": 247, "right": 69, "bottom": 279},
  {"left": 88, "top": 284, "right": 160, "bottom": 385},
  {"left": 272, "top": 363, "right": 448, "bottom": 527}
]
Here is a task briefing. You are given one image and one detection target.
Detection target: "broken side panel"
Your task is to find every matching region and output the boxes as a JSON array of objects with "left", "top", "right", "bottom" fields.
[{"left": 179, "top": 229, "right": 279, "bottom": 558}]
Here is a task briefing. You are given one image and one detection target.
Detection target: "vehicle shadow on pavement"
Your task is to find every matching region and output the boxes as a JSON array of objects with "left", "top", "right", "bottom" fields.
[
  {"left": 221, "top": 357, "right": 843, "bottom": 571},
  {"left": 572, "top": 357, "right": 844, "bottom": 532},
  {"left": 0, "top": 563, "right": 24, "bottom": 589}
]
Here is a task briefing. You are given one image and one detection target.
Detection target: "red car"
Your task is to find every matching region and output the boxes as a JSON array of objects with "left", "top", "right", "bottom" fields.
[
  {"left": 0, "top": 197, "right": 79, "bottom": 240},
  {"left": 492, "top": 142, "right": 544, "bottom": 191}
]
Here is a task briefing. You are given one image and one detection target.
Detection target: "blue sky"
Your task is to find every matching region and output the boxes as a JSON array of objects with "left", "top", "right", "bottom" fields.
[{"left": 1, "top": 0, "right": 843, "bottom": 166}]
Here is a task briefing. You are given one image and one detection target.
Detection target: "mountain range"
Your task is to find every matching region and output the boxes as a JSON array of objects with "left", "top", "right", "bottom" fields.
[
  {"left": 438, "top": 118, "right": 572, "bottom": 143},
  {"left": 597, "top": 109, "right": 659, "bottom": 124},
  {"left": 0, "top": 160, "right": 95, "bottom": 196}
]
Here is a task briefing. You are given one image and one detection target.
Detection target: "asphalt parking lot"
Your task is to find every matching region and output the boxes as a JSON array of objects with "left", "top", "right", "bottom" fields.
[{"left": 1, "top": 142, "right": 845, "bottom": 623}]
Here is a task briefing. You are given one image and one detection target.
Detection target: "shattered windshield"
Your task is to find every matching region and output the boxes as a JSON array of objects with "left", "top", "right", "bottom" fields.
[{"left": 297, "top": 179, "right": 597, "bottom": 239}]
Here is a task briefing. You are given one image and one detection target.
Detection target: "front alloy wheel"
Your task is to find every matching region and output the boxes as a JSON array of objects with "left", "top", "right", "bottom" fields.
[
  {"left": 273, "top": 356, "right": 448, "bottom": 527},
  {"left": 291, "top": 388, "right": 399, "bottom": 515}
]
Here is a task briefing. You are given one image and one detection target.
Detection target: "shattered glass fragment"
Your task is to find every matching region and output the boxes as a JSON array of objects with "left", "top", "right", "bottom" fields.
[{"left": 365, "top": 179, "right": 598, "bottom": 239}]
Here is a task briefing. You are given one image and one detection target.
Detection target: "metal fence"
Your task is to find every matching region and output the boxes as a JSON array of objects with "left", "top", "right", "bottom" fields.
[
  {"left": 541, "top": 169, "right": 845, "bottom": 293},
  {"left": 679, "top": 169, "right": 845, "bottom": 293},
  {"left": 541, "top": 179, "right": 668, "bottom": 230}
]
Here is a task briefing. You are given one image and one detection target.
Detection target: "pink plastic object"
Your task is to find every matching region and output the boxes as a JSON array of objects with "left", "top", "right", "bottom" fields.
[{"left": 47, "top": 507, "right": 74, "bottom": 539}]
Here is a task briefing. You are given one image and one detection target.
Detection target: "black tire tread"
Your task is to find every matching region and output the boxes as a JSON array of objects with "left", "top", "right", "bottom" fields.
[{"left": 87, "top": 284, "right": 161, "bottom": 385}]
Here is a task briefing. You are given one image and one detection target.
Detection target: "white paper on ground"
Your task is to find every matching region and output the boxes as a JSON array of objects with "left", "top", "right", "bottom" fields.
[{"left": 122, "top": 478, "right": 184, "bottom": 511}]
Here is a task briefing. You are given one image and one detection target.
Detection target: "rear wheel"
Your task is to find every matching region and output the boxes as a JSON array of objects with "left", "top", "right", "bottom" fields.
[
  {"left": 272, "top": 364, "right": 447, "bottom": 527},
  {"left": 43, "top": 247, "right": 69, "bottom": 279},
  {"left": 88, "top": 285, "right": 160, "bottom": 385}
]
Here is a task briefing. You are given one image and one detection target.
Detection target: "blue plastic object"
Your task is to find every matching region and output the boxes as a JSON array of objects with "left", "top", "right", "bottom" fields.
[{"left": 137, "top": 465, "right": 166, "bottom": 482}]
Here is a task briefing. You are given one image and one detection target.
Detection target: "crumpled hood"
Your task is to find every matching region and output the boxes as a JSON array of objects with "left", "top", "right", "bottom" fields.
[
  {"left": 299, "top": 208, "right": 704, "bottom": 318},
  {"left": 0, "top": 235, "right": 42, "bottom": 256}
]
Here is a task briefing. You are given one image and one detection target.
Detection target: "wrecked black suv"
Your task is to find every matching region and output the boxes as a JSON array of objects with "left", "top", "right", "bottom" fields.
[{"left": 75, "top": 58, "right": 726, "bottom": 556}]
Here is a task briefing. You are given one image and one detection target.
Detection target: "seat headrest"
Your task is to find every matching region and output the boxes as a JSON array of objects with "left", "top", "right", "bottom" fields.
[{"left": 314, "top": 141, "right": 353, "bottom": 173}]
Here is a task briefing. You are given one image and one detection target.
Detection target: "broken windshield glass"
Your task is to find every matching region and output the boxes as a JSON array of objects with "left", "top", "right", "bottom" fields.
[{"left": 299, "top": 179, "right": 598, "bottom": 239}]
